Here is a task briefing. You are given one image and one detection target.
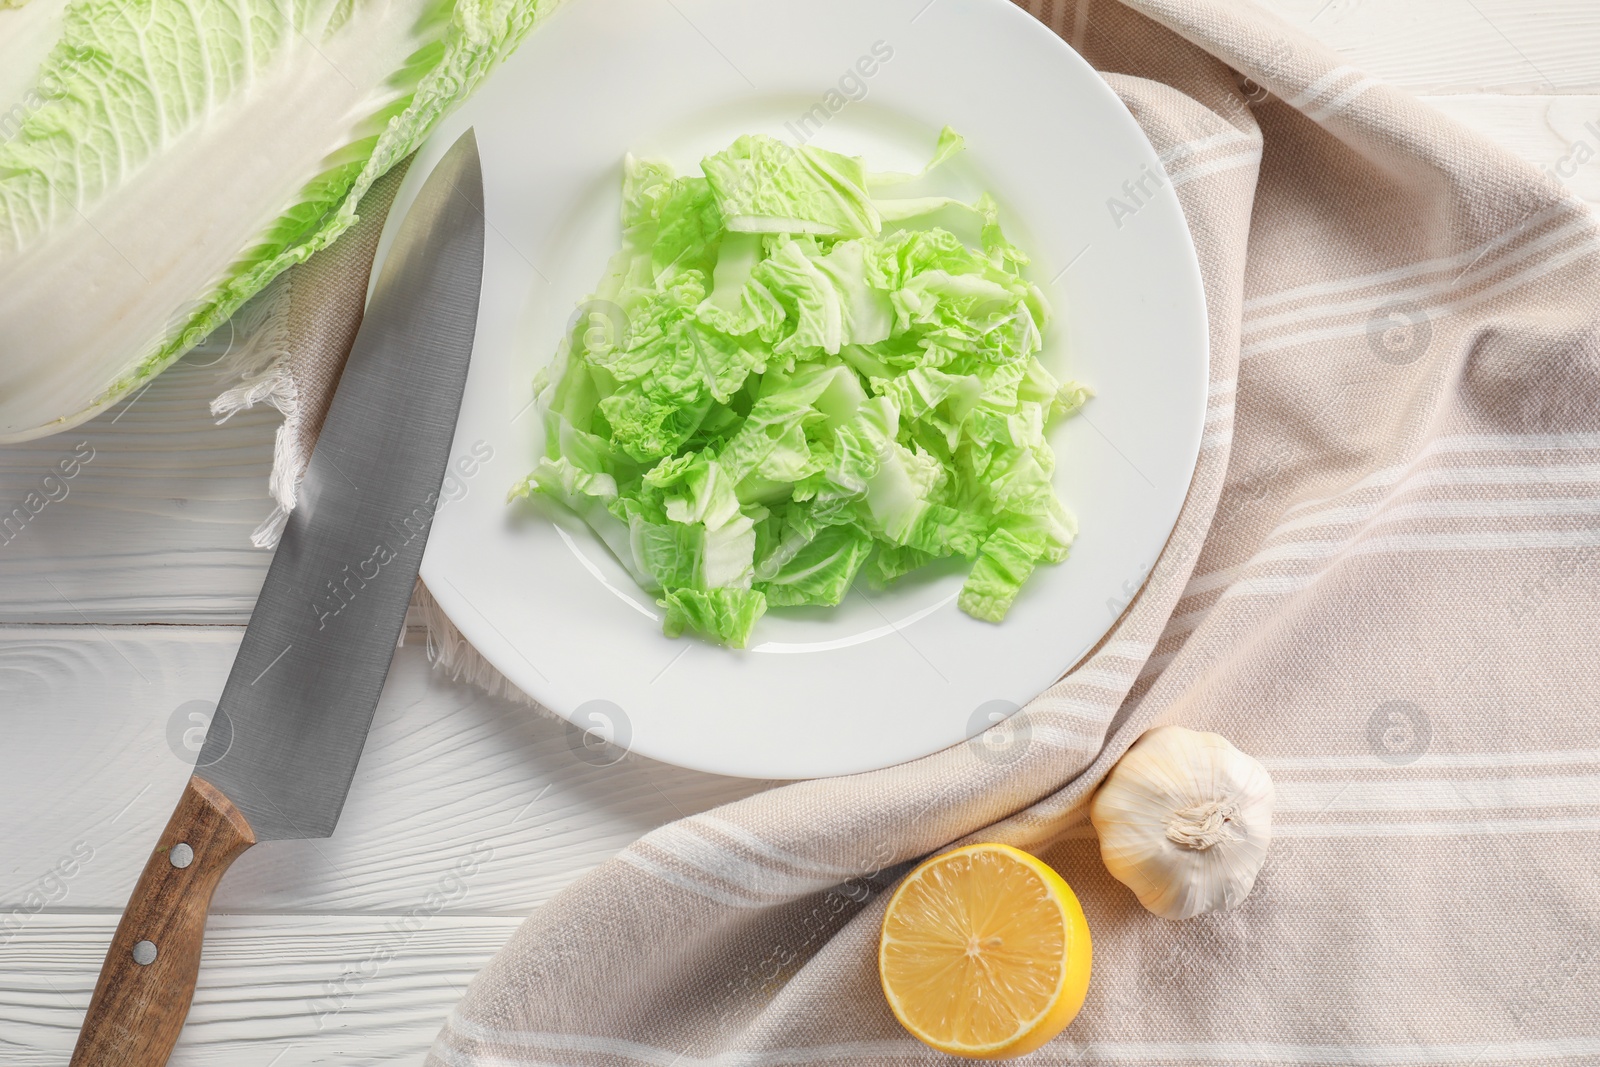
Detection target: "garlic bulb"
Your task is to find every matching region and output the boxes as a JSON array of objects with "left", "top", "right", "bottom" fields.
[{"left": 1089, "top": 726, "right": 1274, "bottom": 921}]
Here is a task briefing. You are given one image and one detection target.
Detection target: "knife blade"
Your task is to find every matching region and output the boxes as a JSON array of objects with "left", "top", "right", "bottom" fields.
[{"left": 70, "top": 128, "right": 485, "bottom": 1067}]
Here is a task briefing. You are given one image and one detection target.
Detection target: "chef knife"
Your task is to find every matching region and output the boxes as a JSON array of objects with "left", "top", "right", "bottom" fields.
[{"left": 70, "top": 129, "right": 486, "bottom": 1067}]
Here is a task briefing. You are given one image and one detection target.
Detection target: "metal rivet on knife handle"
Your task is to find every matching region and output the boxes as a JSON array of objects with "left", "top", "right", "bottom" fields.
[
  {"left": 169, "top": 843, "right": 194, "bottom": 869},
  {"left": 132, "top": 941, "right": 158, "bottom": 966}
]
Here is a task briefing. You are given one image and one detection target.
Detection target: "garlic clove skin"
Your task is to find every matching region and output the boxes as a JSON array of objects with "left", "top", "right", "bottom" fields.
[{"left": 1090, "top": 726, "right": 1275, "bottom": 921}]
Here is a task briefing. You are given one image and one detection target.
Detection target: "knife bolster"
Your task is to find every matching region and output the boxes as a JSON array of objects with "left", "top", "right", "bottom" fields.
[{"left": 70, "top": 775, "right": 256, "bottom": 1067}]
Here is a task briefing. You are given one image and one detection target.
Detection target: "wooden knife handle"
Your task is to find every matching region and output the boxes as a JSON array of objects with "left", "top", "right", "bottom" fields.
[{"left": 70, "top": 775, "right": 255, "bottom": 1067}]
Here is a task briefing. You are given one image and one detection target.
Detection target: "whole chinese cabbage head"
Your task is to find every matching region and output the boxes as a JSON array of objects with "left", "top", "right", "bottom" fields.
[{"left": 0, "top": 0, "right": 560, "bottom": 441}]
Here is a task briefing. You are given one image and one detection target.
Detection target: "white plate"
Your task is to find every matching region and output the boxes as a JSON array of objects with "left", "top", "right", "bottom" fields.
[{"left": 376, "top": 0, "right": 1208, "bottom": 779}]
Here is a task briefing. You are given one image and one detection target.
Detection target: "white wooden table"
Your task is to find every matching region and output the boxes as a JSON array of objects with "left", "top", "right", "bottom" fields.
[{"left": 4, "top": 3, "right": 1597, "bottom": 1062}]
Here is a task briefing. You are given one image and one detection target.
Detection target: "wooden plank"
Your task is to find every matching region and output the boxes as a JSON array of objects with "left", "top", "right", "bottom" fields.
[
  {"left": 0, "top": 913, "right": 523, "bottom": 1066},
  {"left": 1260, "top": 0, "right": 1600, "bottom": 94},
  {"left": 0, "top": 627, "right": 770, "bottom": 915},
  {"left": 0, "top": 353, "right": 276, "bottom": 625}
]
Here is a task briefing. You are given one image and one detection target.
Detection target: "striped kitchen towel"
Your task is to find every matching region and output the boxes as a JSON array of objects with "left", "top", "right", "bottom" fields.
[{"left": 345, "top": 0, "right": 1597, "bottom": 1062}]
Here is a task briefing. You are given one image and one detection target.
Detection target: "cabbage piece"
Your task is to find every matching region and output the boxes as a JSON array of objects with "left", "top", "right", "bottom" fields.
[
  {"left": 957, "top": 527, "right": 1049, "bottom": 623},
  {"left": 516, "top": 129, "right": 1089, "bottom": 647},
  {"left": 0, "top": 0, "right": 561, "bottom": 441},
  {"left": 662, "top": 588, "right": 768, "bottom": 646},
  {"left": 761, "top": 523, "right": 874, "bottom": 608},
  {"left": 702, "top": 135, "right": 879, "bottom": 238}
]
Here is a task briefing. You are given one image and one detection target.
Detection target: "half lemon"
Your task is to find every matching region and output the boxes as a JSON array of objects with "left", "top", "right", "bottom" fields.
[{"left": 878, "top": 842, "right": 1092, "bottom": 1059}]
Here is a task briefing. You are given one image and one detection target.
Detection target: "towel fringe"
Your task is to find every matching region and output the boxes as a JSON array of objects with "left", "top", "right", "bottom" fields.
[
  {"left": 409, "top": 581, "right": 544, "bottom": 710},
  {"left": 208, "top": 280, "right": 312, "bottom": 544}
]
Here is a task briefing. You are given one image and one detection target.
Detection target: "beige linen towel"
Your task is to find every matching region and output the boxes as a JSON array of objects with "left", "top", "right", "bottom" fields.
[
  {"left": 240, "top": 0, "right": 1600, "bottom": 1061},
  {"left": 211, "top": 158, "right": 413, "bottom": 547}
]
